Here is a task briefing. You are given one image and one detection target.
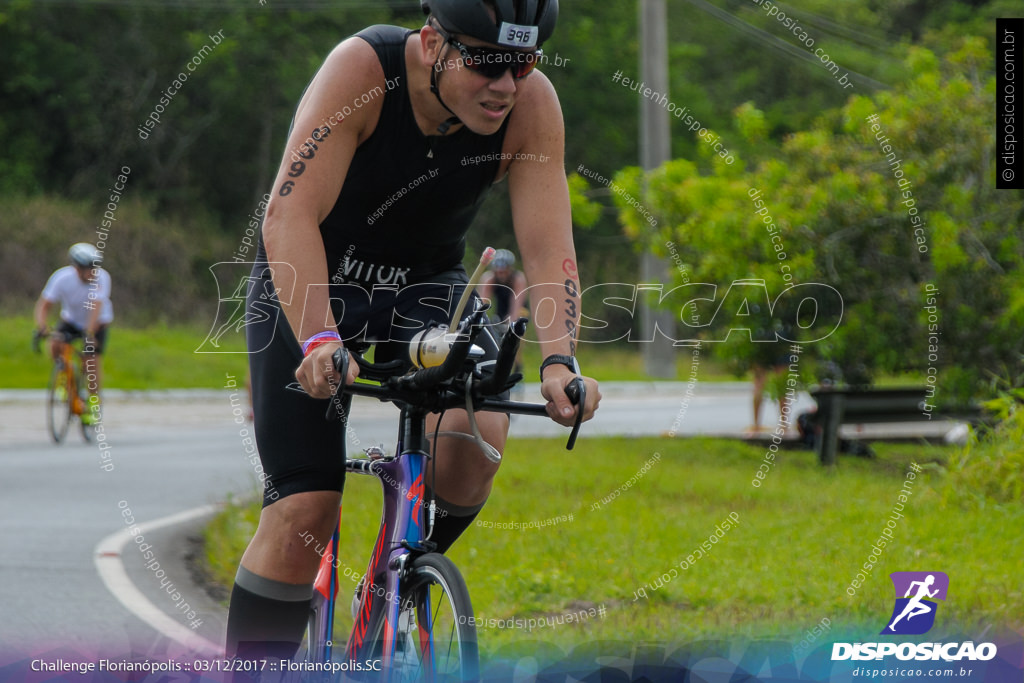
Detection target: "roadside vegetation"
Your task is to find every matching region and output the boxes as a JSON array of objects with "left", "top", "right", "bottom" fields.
[{"left": 203, "top": 435, "right": 1023, "bottom": 661}]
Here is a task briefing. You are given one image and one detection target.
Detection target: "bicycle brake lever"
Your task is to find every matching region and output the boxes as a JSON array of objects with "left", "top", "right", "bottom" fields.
[
  {"left": 564, "top": 377, "right": 585, "bottom": 451},
  {"left": 325, "top": 347, "right": 351, "bottom": 422}
]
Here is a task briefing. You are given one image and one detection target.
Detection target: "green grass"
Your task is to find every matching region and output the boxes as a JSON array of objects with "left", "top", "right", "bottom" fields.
[
  {"left": 2, "top": 314, "right": 249, "bottom": 389},
  {"left": 203, "top": 436, "right": 1023, "bottom": 662},
  {"left": 519, "top": 340, "right": 737, "bottom": 382},
  {"left": 1, "top": 314, "right": 736, "bottom": 388}
]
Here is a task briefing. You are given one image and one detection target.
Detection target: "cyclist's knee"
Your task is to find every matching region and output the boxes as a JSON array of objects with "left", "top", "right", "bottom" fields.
[
  {"left": 444, "top": 410, "right": 508, "bottom": 440},
  {"left": 260, "top": 490, "right": 340, "bottom": 542},
  {"left": 437, "top": 414, "right": 507, "bottom": 483},
  {"left": 476, "top": 413, "right": 509, "bottom": 451}
]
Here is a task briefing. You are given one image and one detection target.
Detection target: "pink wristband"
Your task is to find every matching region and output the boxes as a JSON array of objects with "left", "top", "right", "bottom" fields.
[{"left": 302, "top": 330, "right": 342, "bottom": 357}]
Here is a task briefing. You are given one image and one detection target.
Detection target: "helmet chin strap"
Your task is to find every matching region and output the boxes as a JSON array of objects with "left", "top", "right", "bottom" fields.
[{"left": 430, "top": 50, "right": 462, "bottom": 135}]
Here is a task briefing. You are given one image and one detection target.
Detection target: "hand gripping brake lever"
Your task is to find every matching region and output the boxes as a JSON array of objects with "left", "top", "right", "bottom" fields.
[
  {"left": 563, "top": 376, "right": 585, "bottom": 451},
  {"left": 326, "top": 347, "right": 352, "bottom": 423}
]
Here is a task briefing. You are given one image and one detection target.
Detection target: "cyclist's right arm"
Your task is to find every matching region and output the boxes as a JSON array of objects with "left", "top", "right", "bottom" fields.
[
  {"left": 34, "top": 268, "right": 66, "bottom": 337},
  {"left": 263, "top": 38, "right": 385, "bottom": 397},
  {"left": 32, "top": 296, "right": 55, "bottom": 353}
]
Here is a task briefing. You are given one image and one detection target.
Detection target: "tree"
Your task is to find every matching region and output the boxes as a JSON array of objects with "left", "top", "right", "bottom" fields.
[
  {"left": 617, "top": 37, "right": 1023, "bottom": 404},
  {"left": 0, "top": 1, "right": 396, "bottom": 218}
]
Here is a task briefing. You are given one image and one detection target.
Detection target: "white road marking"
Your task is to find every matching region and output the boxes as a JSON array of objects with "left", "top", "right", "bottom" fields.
[{"left": 93, "top": 503, "right": 223, "bottom": 655}]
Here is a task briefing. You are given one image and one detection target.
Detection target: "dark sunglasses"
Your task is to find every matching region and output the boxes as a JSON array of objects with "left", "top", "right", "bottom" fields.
[{"left": 436, "top": 26, "right": 542, "bottom": 80}]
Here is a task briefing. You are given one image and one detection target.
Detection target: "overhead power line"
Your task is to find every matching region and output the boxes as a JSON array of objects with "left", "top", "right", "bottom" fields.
[
  {"left": 739, "top": 0, "right": 896, "bottom": 53},
  {"left": 681, "top": 0, "right": 889, "bottom": 91}
]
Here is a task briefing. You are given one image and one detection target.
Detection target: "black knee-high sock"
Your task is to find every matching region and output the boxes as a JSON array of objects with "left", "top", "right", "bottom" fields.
[
  {"left": 425, "top": 490, "right": 486, "bottom": 555},
  {"left": 225, "top": 566, "right": 313, "bottom": 659}
]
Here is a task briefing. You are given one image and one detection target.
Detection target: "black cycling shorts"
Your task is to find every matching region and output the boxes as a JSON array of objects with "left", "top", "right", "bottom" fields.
[
  {"left": 245, "top": 263, "right": 504, "bottom": 507},
  {"left": 57, "top": 320, "right": 109, "bottom": 354}
]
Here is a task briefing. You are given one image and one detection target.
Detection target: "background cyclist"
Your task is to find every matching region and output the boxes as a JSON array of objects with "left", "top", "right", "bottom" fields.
[
  {"left": 226, "top": 0, "right": 601, "bottom": 659},
  {"left": 34, "top": 243, "right": 113, "bottom": 422},
  {"left": 477, "top": 247, "right": 528, "bottom": 374},
  {"left": 478, "top": 247, "right": 528, "bottom": 323}
]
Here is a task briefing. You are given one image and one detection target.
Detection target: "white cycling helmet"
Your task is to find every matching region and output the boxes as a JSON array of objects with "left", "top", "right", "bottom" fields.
[
  {"left": 492, "top": 248, "right": 515, "bottom": 269},
  {"left": 69, "top": 243, "right": 102, "bottom": 268}
]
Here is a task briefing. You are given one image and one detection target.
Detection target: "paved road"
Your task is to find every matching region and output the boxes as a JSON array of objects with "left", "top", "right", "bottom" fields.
[
  {"left": 0, "top": 394, "right": 251, "bottom": 663},
  {"left": 0, "top": 383, "right": 958, "bottom": 665}
]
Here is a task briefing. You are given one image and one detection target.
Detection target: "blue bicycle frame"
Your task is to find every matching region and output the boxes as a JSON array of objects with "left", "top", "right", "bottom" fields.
[
  {"left": 308, "top": 395, "right": 444, "bottom": 671},
  {"left": 304, "top": 312, "right": 583, "bottom": 678}
]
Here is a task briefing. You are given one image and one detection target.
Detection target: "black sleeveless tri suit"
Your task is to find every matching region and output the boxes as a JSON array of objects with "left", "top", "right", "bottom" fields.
[{"left": 246, "top": 25, "right": 509, "bottom": 504}]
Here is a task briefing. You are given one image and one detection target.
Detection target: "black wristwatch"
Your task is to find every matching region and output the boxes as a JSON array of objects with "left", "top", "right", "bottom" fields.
[{"left": 540, "top": 354, "right": 580, "bottom": 381}]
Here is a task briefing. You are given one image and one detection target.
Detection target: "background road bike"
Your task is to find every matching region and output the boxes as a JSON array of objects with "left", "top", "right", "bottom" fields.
[{"left": 34, "top": 330, "right": 96, "bottom": 444}]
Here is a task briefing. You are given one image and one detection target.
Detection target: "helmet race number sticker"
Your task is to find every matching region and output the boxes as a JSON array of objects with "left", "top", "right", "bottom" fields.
[{"left": 498, "top": 22, "right": 537, "bottom": 48}]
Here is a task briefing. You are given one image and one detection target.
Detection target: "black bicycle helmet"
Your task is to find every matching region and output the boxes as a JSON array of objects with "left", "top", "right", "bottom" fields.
[{"left": 421, "top": 0, "right": 559, "bottom": 48}]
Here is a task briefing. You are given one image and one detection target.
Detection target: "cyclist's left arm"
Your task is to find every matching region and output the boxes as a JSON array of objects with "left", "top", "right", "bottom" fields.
[
  {"left": 83, "top": 270, "right": 111, "bottom": 337},
  {"left": 84, "top": 301, "right": 102, "bottom": 338},
  {"left": 505, "top": 71, "right": 600, "bottom": 427}
]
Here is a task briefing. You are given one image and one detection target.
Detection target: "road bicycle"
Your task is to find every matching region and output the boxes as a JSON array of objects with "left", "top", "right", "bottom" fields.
[
  {"left": 33, "top": 330, "right": 96, "bottom": 444},
  {"left": 304, "top": 304, "right": 583, "bottom": 681}
]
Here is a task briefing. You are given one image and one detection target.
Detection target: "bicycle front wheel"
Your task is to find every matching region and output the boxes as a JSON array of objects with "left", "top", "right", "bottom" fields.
[
  {"left": 80, "top": 411, "right": 95, "bottom": 442},
  {"left": 391, "top": 553, "right": 478, "bottom": 683},
  {"left": 78, "top": 387, "right": 95, "bottom": 444},
  {"left": 47, "top": 363, "right": 72, "bottom": 444}
]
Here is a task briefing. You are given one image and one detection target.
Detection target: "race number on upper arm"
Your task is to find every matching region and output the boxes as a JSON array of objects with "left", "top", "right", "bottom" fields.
[{"left": 498, "top": 22, "right": 538, "bottom": 48}]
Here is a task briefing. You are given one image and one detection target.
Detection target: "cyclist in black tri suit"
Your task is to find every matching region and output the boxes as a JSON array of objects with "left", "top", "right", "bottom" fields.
[{"left": 227, "top": 0, "right": 601, "bottom": 659}]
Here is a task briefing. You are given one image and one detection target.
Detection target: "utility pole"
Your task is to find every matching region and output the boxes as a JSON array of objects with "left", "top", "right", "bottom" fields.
[{"left": 639, "top": 0, "right": 676, "bottom": 377}]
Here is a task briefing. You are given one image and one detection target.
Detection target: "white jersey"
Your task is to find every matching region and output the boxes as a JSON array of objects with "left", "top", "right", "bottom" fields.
[{"left": 41, "top": 266, "right": 114, "bottom": 330}]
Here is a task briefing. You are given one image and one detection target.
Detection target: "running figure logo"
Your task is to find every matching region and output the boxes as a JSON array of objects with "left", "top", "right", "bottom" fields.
[{"left": 882, "top": 571, "right": 949, "bottom": 635}]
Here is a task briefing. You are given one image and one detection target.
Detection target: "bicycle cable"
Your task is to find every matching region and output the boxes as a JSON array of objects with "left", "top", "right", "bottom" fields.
[
  {"left": 463, "top": 374, "right": 502, "bottom": 464},
  {"left": 420, "top": 378, "right": 502, "bottom": 465},
  {"left": 428, "top": 430, "right": 496, "bottom": 450},
  {"left": 424, "top": 409, "right": 444, "bottom": 544}
]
